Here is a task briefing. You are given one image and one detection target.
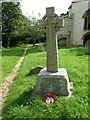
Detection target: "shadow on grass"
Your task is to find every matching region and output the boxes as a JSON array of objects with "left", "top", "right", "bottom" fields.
[
  {"left": 59, "top": 46, "right": 86, "bottom": 56},
  {"left": 2, "top": 48, "right": 24, "bottom": 57},
  {"left": 2, "top": 45, "right": 41, "bottom": 57},
  {"left": 3, "top": 45, "right": 86, "bottom": 57},
  {"left": 3, "top": 88, "right": 34, "bottom": 112},
  {"left": 69, "top": 47, "right": 85, "bottom": 56},
  {"left": 26, "top": 45, "right": 46, "bottom": 55},
  {"left": 13, "top": 88, "right": 34, "bottom": 106},
  {"left": 26, "top": 45, "right": 39, "bottom": 55}
]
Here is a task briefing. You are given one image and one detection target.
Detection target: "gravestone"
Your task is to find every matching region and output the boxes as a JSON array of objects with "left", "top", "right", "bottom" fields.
[
  {"left": 38, "top": 43, "right": 44, "bottom": 52},
  {"left": 31, "top": 7, "right": 71, "bottom": 98},
  {"left": 85, "top": 40, "right": 90, "bottom": 55}
]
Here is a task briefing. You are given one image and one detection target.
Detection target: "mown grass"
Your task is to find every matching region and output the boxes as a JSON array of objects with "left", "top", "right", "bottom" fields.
[
  {"left": 2, "top": 45, "right": 89, "bottom": 119},
  {"left": 1, "top": 44, "right": 29, "bottom": 86}
]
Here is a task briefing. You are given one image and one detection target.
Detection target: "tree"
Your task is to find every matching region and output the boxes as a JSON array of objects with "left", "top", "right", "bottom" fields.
[
  {"left": 2, "top": 2, "right": 23, "bottom": 47},
  {"left": 2, "top": 2, "right": 46, "bottom": 47},
  {"left": 28, "top": 16, "right": 46, "bottom": 46}
]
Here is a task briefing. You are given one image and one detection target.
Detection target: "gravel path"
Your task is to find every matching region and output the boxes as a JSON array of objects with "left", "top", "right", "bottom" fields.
[{"left": 0, "top": 46, "right": 30, "bottom": 118}]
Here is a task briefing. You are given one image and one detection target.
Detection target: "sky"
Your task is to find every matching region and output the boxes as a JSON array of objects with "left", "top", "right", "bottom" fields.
[{"left": 20, "top": 0, "right": 73, "bottom": 19}]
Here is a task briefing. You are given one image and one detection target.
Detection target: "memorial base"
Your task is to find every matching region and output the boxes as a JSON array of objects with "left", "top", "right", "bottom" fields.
[{"left": 31, "top": 68, "right": 71, "bottom": 98}]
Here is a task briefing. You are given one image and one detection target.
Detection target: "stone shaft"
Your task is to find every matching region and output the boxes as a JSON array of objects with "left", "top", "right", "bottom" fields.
[
  {"left": 46, "top": 24, "right": 58, "bottom": 72},
  {"left": 45, "top": 7, "right": 59, "bottom": 72}
]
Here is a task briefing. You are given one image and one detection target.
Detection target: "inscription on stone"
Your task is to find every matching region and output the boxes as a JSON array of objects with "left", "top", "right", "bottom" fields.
[{"left": 37, "top": 76, "right": 69, "bottom": 95}]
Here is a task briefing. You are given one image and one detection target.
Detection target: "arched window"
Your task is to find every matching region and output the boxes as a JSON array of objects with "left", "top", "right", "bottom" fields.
[
  {"left": 84, "top": 17, "right": 87, "bottom": 30},
  {"left": 84, "top": 16, "right": 90, "bottom": 30},
  {"left": 83, "top": 9, "right": 90, "bottom": 30},
  {"left": 88, "top": 16, "right": 90, "bottom": 29}
]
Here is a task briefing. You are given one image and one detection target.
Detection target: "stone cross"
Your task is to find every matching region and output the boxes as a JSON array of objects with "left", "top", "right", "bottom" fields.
[
  {"left": 31, "top": 8, "right": 71, "bottom": 98},
  {"left": 43, "top": 7, "right": 60, "bottom": 72}
]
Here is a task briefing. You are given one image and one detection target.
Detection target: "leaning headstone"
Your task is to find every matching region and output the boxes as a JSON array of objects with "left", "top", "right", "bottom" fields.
[
  {"left": 85, "top": 40, "right": 90, "bottom": 55},
  {"left": 38, "top": 43, "right": 44, "bottom": 52},
  {"left": 31, "top": 7, "right": 71, "bottom": 98}
]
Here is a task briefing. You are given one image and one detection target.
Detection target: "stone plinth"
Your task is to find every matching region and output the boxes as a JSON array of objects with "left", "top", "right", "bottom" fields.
[{"left": 31, "top": 68, "right": 71, "bottom": 97}]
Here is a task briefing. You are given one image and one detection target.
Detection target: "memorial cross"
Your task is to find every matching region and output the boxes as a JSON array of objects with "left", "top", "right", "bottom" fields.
[{"left": 43, "top": 7, "right": 60, "bottom": 72}]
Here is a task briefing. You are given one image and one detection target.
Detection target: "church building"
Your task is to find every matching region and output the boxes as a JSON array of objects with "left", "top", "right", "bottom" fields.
[{"left": 57, "top": 0, "right": 90, "bottom": 46}]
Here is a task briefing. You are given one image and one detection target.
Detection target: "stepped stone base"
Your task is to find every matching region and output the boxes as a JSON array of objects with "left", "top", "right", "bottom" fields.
[{"left": 31, "top": 68, "right": 71, "bottom": 98}]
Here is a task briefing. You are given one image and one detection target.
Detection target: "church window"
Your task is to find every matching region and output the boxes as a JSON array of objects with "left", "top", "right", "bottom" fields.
[
  {"left": 88, "top": 16, "right": 90, "bottom": 29},
  {"left": 84, "top": 16, "right": 90, "bottom": 30},
  {"left": 84, "top": 17, "right": 87, "bottom": 30}
]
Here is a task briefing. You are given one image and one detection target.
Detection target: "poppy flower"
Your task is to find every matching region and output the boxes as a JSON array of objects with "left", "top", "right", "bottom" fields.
[{"left": 42, "top": 92, "right": 58, "bottom": 104}]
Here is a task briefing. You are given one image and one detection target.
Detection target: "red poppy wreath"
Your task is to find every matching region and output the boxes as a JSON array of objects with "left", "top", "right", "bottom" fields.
[{"left": 43, "top": 92, "right": 58, "bottom": 104}]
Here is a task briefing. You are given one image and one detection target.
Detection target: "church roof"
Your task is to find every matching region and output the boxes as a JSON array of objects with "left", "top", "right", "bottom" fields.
[
  {"left": 72, "top": 0, "right": 88, "bottom": 3},
  {"left": 68, "top": 5, "right": 72, "bottom": 9},
  {"left": 72, "top": 0, "right": 86, "bottom": 2}
]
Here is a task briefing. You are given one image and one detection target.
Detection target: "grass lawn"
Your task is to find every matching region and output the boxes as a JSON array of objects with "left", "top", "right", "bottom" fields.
[
  {"left": 1, "top": 44, "right": 29, "bottom": 86},
  {"left": 2, "top": 45, "right": 89, "bottom": 119}
]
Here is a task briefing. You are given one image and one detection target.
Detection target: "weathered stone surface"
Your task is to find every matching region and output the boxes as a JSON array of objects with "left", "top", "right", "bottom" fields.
[
  {"left": 85, "top": 40, "right": 90, "bottom": 55},
  {"left": 31, "top": 7, "right": 71, "bottom": 99},
  {"left": 38, "top": 43, "right": 44, "bottom": 52},
  {"left": 43, "top": 7, "right": 61, "bottom": 72},
  {"left": 31, "top": 68, "right": 71, "bottom": 97}
]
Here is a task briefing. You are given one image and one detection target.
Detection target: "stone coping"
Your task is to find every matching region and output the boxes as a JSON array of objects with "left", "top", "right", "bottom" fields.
[{"left": 38, "top": 68, "right": 68, "bottom": 79}]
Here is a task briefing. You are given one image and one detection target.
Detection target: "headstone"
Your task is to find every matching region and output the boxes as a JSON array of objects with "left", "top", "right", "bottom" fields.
[
  {"left": 38, "top": 43, "right": 44, "bottom": 52},
  {"left": 85, "top": 40, "right": 90, "bottom": 55},
  {"left": 31, "top": 7, "right": 71, "bottom": 98}
]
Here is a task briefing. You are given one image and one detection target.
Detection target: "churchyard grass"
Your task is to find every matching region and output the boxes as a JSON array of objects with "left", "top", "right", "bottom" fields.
[
  {"left": 2, "top": 45, "right": 89, "bottom": 119},
  {"left": 1, "top": 44, "right": 29, "bottom": 86}
]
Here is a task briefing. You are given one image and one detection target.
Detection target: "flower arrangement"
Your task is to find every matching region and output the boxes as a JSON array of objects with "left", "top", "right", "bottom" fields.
[{"left": 42, "top": 92, "right": 58, "bottom": 104}]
